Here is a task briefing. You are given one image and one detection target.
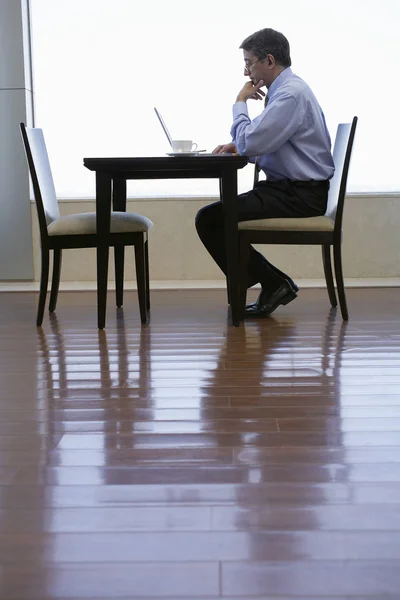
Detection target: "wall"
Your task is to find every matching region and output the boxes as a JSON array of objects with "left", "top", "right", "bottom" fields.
[{"left": 29, "top": 194, "right": 400, "bottom": 286}]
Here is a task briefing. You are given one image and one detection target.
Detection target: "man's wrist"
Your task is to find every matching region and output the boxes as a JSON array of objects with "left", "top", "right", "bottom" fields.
[{"left": 236, "top": 95, "right": 247, "bottom": 103}]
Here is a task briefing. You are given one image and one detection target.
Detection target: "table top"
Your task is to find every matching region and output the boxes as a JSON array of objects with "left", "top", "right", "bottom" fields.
[{"left": 83, "top": 154, "right": 248, "bottom": 173}]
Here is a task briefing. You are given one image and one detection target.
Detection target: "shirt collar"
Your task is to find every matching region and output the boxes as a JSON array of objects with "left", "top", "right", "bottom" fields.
[{"left": 267, "top": 67, "right": 293, "bottom": 98}]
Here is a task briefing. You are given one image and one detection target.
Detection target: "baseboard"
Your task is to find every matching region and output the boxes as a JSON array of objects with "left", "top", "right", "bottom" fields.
[{"left": 0, "top": 278, "right": 400, "bottom": 292}]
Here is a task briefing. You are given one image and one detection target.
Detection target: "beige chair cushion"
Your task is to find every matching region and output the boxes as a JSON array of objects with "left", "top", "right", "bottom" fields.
[
  {"left": 238, "top": 215, "right": 335, "bottom": 232},
  {"left": 48, "top": 211, "right": 153, "bottom": 236}
]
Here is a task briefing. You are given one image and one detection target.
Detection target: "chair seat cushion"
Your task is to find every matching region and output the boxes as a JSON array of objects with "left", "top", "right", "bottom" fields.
[
  {"left": 48, "top": 211, "right": 153, "bottom": 236},
  {"left": 238, "top": 215, "right": 335, "bottom": 232}
]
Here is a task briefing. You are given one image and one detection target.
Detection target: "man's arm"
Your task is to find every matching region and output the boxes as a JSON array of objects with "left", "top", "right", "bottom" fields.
[
  {"left": 211, "top": 81, "right": 266, "bottom": 155},
  {"left": 231, "top": 91, "right": 304, "bottom": 157}
]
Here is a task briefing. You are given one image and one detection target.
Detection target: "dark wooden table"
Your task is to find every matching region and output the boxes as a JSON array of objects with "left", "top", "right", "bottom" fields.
[{"left": 83, "top": 155, "right": 248, "bottom": 329}]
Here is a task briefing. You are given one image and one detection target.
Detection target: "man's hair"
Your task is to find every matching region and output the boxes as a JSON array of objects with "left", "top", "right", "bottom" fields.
[{"left": 240, "top": 28, "right": 291, "bottom": 68}]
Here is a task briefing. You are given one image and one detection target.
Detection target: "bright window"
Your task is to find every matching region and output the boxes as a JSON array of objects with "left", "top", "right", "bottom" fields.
[{"left": 30, "top": 0, "right": 400, "bottom": 197}]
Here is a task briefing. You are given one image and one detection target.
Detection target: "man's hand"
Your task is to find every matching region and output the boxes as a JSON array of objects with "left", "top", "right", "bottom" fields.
[
  {"left": 212, "top": 143, "right": 238, "bottom": 155},
  {"left": 236, "top": 79, "right": 265, "bottom": 103}
]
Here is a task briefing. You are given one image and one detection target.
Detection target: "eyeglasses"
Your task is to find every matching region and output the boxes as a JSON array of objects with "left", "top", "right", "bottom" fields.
[{"left": 244, "top": 58, "right": 262, "bottom": 73}]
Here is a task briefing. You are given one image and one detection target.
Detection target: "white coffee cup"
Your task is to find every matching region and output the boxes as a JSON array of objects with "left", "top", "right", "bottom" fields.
[{"left": 171, "top": 140, "right": 198, "bottom": 153}]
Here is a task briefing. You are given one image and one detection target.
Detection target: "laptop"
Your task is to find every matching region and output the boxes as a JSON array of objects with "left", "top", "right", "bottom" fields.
[{"left": 154, "top": 107, "right": 234, "bottom": 156}]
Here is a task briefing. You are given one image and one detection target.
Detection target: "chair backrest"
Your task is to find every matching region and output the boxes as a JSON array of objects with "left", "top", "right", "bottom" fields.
[
  {"left": 325, "top": 116, "right": 358, "bottom": 232},
  {"left": 20, "top": 123, "right": 60, "bottom": 238}
]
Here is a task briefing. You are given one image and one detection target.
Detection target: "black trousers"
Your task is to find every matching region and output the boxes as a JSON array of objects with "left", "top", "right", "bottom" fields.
[{"left": 195, "top": 179, "right": 330, "bottom": 290}]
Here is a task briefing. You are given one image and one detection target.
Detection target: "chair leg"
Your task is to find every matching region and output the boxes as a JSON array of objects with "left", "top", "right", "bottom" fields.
[
  {"left": 134, "top": 236, "right": 148, "bottom": 324},
  {"left": 238, "top": 235, "right": 250, "bottom": 321},
  {"left": 114, "top": 245, "right": 125, "bottom": 308},
  {"left": 144, "top": 237, "right": 150, "bottom": 312},
  {"left": 97, "top": 245, "right": 109, "bottom": 330},
  {"left": 321, "top": 245, "right": 337, "bottom": 307},
  {"left": 37, "top": 247, "right": 50, "bottom": 326},
  {"left": 49, "top": 249, "right": 62, "bottom": 313},
  {"left": 333, "top": 242, "right": 349, "bottom": 321},
  {"left": 226, "top": 278, "right": 231, "bottom": 305}
]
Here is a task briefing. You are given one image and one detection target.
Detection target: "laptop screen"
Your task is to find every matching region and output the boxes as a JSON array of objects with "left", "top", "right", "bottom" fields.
[{"left": 154, "top": 107, "right": 172, "bottom": 148}]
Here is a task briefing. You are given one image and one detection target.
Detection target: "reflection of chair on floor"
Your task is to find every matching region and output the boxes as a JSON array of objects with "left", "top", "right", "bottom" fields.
[
  {"left": 20, "top": 123, "right": 152, "bottom": 327},
  {"left": 239, "top": 117, "right": 358, "bottom": 320},
  {"left": 37, "top": 314, "right": 68, "bottom": 453},
  {"left": 101, "top": 323, "right": 153, "bottom": 473},
  {"left": 37, "top": 313, "right": 152, "bottom": 464},
  {"left": 38, "top": 313, "right": 117, "bottom": 405},
  {"left": 321, "top": 309, "right": 348, "bottom": 383}
]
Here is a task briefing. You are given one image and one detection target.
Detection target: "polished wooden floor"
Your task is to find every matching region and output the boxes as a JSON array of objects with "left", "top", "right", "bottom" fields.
[{"left": 1, "top": 287, "right": 400, "bottom": 599}]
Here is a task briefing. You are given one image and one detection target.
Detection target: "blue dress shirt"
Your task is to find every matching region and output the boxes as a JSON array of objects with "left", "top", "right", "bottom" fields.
[{"left": 231, "top": 67, "right": 335, "bottom": 181}]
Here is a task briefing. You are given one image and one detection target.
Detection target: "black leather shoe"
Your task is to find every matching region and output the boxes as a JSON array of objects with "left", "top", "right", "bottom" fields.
[
  {"left": 246, "top": 279, "right": 299, "bottom": 310},
  {"left": 244, "top": 281, "right": 297, "bottom": 318}
]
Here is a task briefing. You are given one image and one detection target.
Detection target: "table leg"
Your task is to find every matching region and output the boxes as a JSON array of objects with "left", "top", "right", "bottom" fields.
[
  {"left": 220, "top": 172, "right": 241, "bottom": 326},
  {"left": 112, "top": 179, "right": 127, "bottom": 308},
  {"left": 96, "top": 173, "right": 112, "bottom": 329}
]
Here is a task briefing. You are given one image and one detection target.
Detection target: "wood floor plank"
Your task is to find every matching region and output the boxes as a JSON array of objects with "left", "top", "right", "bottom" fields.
[
  {"left": 222, "top": 561, "right": 400, "bottom": 596},
  {"left": 3, "top": 530, "right": 400, "bottom": 562}
]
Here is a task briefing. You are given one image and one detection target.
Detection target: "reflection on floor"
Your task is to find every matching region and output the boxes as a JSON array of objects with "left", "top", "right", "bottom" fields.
[{"left": 0, "top": 288, "right": 400, "bottom": 598}]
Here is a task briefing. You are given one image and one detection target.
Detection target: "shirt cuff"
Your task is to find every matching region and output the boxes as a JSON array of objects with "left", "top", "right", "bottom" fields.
[{"left": 232, "top": 101, "right": 249, "bottom": 119}]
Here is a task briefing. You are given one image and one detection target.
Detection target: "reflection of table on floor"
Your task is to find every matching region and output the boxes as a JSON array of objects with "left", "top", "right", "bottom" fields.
[{"left": 84, "top": 155, "right": 248, "bottom": 328}]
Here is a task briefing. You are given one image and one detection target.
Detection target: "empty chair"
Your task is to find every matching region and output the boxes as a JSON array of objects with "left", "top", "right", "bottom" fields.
[{"left": 20, "top": 123, "right": 152, "bottom": 326}]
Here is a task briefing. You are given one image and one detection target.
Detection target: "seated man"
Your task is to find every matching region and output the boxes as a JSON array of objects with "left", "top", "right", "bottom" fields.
[{"left": 195, "top": 27, "right": 334, "bottom": 317}]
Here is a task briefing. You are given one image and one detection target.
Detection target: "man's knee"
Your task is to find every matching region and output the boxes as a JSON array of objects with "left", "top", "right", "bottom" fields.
[
  {"left": 195, "top": 205, "right": 208, "bottom": 233},
  {"left": 195, "top": 202, "right": 223, "bottom": 233}
]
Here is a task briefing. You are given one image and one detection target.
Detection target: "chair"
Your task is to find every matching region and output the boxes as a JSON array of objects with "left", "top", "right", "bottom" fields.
[
  {"left": 20, "top": 123, "right": 152, "bottom": 327},
  {"left": 238, "top": 116, "right": 358, "bottom": 321}
]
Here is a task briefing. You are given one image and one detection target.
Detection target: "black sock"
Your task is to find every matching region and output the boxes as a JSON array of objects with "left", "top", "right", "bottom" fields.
[
  {"left": 266, "top": 262, "right": 297, "bottom": 288},
  {"left": 260, "top": 269, "right": 286, "bottom": 292}
]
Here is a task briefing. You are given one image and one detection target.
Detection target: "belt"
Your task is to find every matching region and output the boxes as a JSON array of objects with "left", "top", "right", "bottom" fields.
[
  {"left": 258, "top": 179, "right": 330, "bottom": 189},
  {"left": 288, "top": 179, "right": 330, "bottom": 188}
]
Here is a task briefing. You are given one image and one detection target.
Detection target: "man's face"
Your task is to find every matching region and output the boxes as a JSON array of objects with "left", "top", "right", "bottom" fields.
[
  {"left": 243, "top": 50, "right": 265, "bottom": 85},
  {"left": 243, "top": 50, "right": 274, "bottom": 87}
]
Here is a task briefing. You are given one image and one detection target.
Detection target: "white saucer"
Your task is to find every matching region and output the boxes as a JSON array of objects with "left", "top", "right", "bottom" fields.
[{"left": 166, "top": 150, "right": 207, "bottom": 157}]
